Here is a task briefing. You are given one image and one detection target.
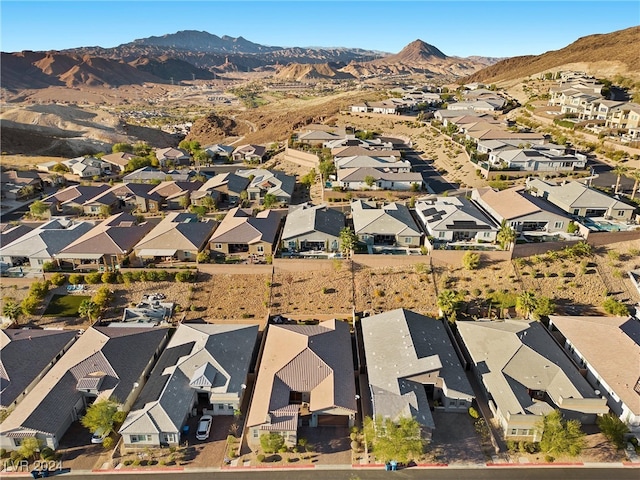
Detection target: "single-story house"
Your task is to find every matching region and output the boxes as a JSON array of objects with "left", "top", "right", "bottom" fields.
[
  {"left": 149, "top": 181, "right": 204, "bottom": 210},
  {"left": 232, "top": 144, "right": 267, "bottom": 163},
  {"left": 0, "top": 328, "right": 77, "bottom": 411},
  {"left": 281, "top": 203, "right": 345, "bottom": 253},
  {"left": 42, "top": 185, "right": 111, "bottom": 216},
  {"left": 119, "top": 323, "right": 259, "bottom": 447},
  {"left": 133, "top": 212, "right": 216, "bottom": 263},
  {"left": 236, "top": 169, "right": 295, "bottom": 206},
  {"left": 0, "top": 223, "right": 33, "bottom": 249},
  {"left": 203, "top": 144, "right": 235, "bottom": 161},
  {"left": 336, "top": 167, "right": 424, "bottom": 191},
  {"left": 0, "top": 218, "right": 95, "bottom": 268},
  {"left": 351, "top": 200, "right": 423, "bottom": 248},
  {"left": 55, "top": 212, "right": 155, "bottom": 270},
  {"left": 191, "top": 172, "right": 250, "bottom": 208},
  {"left": 457, "top": 319, "right": 608, "bottom": 442},
  {"left": 489, "top": 145, "right": 587, "bottom": 172},
  {"left": 79, "top": 189, "right": 123, "bottom": 216},
  {"left": 332, "top": 146, "right": 402, "bottom": 160},
  {"left": 123, "top": 167, "right": 195, "bottom": 184},
  {"left": 361, "top": 309, "right": 474, "bottom": 439},
  {"left": 526, "top": 179, "right": 636, "bottom": 221},
  {"left": 335, "top": 155, "right": 410, "bottom": 172},
  {"left": 155, "top": 148, "right": 190, "bottom": 167},
  {"left": 101, "top": 152, "right": 136, "bottom": 173},
  {"left": 246, "top": 319, "right": 357, "bottom": 449},
  {"left": 209, "top": 207, "right": 281, "bottom": 258},
  {"left": 0, "top": 327, "right": 168, "bottom": 451},
  {"left": 108, "top": 183, "right": 163, "bottom": 213},
  {"left": 548, "top": 315, "right": 640, "bottom": 429},
  {"left": 471, "top": 186, "right": 571, "bottom": 233},
  {"left": 415, "top": 196, "right": 499, "bottom": 243},
  {"left": 62, "top": 156, "right": 111, "bottom": 178},
  {"left": 0, "top": 171, "right": 45, "bottom": 200}
]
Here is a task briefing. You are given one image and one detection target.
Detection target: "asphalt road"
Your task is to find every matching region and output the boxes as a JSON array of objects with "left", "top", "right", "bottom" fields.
[
  {"left": 404, "top": 152, "right": 458, "bottom": 194},
  {"left": 587, "top": 159, "right": 636, "bottom": 194},
  {"left": 50, "top": 467, "right": 639, "bottom": 480}
]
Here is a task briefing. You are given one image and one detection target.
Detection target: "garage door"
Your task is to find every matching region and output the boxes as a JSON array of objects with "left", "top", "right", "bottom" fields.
[{"left": 317, "top": 415, "right": 349, "bottom": 427}]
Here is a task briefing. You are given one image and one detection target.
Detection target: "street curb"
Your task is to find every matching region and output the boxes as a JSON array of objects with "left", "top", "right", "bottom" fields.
[{"left": 486, "top": 462, "right": 584, "bottom": 467}]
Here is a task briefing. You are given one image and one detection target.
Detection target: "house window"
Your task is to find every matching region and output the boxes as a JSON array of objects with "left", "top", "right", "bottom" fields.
[
  {"left": 184, "top": 251, "right": 190, "bottom": 258},
  {"left": 228, "top": 405, "right": 234, "bottom": 410},
  {"left": 13, "top": 438, "right": 23, "bottom": 447},
  {"left": 164, "top": 433, "right": 177, "bottom": 443},
  {"left": 404, "top": 237, "right": 412, "bottom": 244},
  {"left": 130, "top": 434, "right": 151, "bottom": 443},
  {"left": 214, "top": 244, "right": 222, "bottom": 249},
  {"left": 257, "top": 245, "right": 264, "bottom": 253},
  {"left": 573, "top": 209, "right": 580, "bottom": 215},
  {"left": 509, "top": 429, "right": 517, "bottom": 435},
  {"left": 218, "top": 404, "right": 225, "bottom": 410},
  {"left": 253, "top": 429, "right": 259, "bottom": 438},
  {"left": 617, "top": 210, "right": 625, "bottom": 217},
  {"left": 554, "top": 222, "right": 563, "bottom": 229},
  {"left": 483, "top": 232, "right": 491, "bottom": 238},
  {"left": 438, "top": 232, "right": 446, "bottom": 238}
]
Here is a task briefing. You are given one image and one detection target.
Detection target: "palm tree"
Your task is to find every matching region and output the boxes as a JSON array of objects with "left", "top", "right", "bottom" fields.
[
  {"left": 497, "top": 220, "right": 516, "bottom": 250},
  {"left": 612, "top": 164, "right": 628, "bottom": 194},
  {"left": 2, "top": 300, "right": 22, "bottom": 325},
  {"left": 516, "top": 291, "right": 537, "bottom": 320},
  {"left": 627, "top": 169, "right": 640, "bottom": 200},
  {"left": 78, "top": 299, "right": 100, "bottom": 322}
]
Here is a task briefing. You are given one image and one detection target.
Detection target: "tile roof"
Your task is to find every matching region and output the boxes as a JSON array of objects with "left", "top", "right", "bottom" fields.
[
  {"left": 134, "top": 212, "right": 216, "bottom": 253},
  {"left": 351, "top": 200, "right": 421, "bottom": 237},
  {"left": 0, "top": 329, "right": 78, "bottom": 409},
  {"left": 209, "top": 207, "right": 280, "bottom": 245},
  {"left": 282, "top": 203, "right": 345, "bottom": 241},
  {"left": 549, "top": 315, "right": 640, "bottom": 417},
  {"left": 361, "top": 309, "right": 473, "bottom": 429},
  {"left": 247, "top": 320, "right": 357, "bottom": 430}
]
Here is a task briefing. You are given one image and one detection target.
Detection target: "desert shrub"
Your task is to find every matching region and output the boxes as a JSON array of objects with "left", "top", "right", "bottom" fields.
[
  {"left": 123, "top": 459, "right": 133, "bottom": 466},
  {"left": 468, "top": 407, "right": 480, "bottom": 419},
  {"left": 257, "top": 454, "right": 265, "bottom": 463},
  {"left": 462, "top": 251, "right": 481, "bottom": 270},
  {"left": 40, "top": 447, "right": 55, "bottom": 460},
  {"left": 545, "top": 455, "right": 555, "bottom": 463},
  {"left": 21, "top": 295, "right": 40, "bottom": 315},
  {"left": 603, "top": 297, "right": 630, "bottom": 316},
  {"left": 101, "top": 271, "right": 117, "bottom": 284},
  {"left": 132, "top": 458, "right": 140, "bottom": 466},
  {"left": 597, "top": 413, "right": 629, "bottom": 449},
  {"left": 85, "top": 272, "right": 102, "bottom": 284},
  {"left": 29, "top": 280, "right": 50, "bottom": 299},
  {"left": 68, "top": 274, "right": 84, "bottom": 285},
  {"left": 42, "top": 261, "right": 56, "bottom": 272},
  {"left": 175, "top": 270, "right": 195, "bottom": 283},
  {"left": 49, "top": 273, "right": 67, "bottom": 287}
]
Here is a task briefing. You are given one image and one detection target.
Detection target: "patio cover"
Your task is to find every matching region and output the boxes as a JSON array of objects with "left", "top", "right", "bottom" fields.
[{"left": 137, "top": 248, "right": 178, "bottom": 257}]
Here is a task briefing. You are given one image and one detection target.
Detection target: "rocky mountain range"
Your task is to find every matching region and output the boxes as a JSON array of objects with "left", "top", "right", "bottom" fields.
[{"left": 0, "top": 31, "right": 494, "bottom": 90}]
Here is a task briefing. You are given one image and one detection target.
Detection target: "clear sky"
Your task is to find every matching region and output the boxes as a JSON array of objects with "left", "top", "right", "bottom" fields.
[{"left": 1, "top": 1, "right": 638, "bottom": 58}]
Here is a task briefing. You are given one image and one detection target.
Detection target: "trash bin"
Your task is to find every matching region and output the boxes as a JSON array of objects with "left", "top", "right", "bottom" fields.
[
  {"left": 30, "top": 471, "right": 40, "bottom": 479},
  {"left": 385, "top": 463, "right": 391, "bottom": 471},
  {"left": 40, "top": 469, "right": 50, "bottom": 478},
  {"left": 390, "top": 460, "right": 397, "bottom": 471}
]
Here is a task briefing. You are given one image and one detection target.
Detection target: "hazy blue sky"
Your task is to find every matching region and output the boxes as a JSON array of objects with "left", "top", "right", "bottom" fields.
[{"left": 1, "top": 1, "right": 638, "bottom": 57}]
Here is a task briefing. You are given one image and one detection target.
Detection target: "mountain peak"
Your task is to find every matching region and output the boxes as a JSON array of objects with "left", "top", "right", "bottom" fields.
[{"left": 397, "top": 39, "right": 447, "bottom": 60}]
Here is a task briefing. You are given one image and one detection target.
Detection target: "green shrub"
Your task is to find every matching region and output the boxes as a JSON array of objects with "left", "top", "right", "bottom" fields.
[
  {"left": 544, "top": 455, "right": 555, "bottom": 463},
  {"left": 85, "top": 272, "right": 102, "bottom": 284},
  {"left": 603, "top": 297, "right": 630, "bottom": 316},
  {"left": 468, "top": 407, "right": 480, "bottom": 419},
  {"left": 101, "top": 271, "right": 117, "bottom": 284},
  {"left": 257, "top": 454, "right": 265, "bottom": 463},
  {"left": 175, "top": 270, "right": 195, "bottom": 283},
  {"left": 68, "top": 274, "right": 84, "bottom": 285},
  {"left": 123, "top": 459, "right": 133, "bottom": 466},
  {"left": 40, "top": 447, "right": 55, "bottom": 460},
  {"left": 49, "top": 273, "right": 67, "bottom": 287},
  {"left": 29, "top": 280, "right": 50, "bottom": 299},
  {"left": 102, "top": 436, "right": 115, "bottom": 450},
  {"left": 21, "top": 295, "right": 40, "bottom": 315}
]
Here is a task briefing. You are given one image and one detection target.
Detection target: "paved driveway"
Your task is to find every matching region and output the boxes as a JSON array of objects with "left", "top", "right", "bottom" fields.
[
  {"left": 57, "top": 421, "right": 112, "bottom": 471},
  {"left": 429, "top": 411, "right": 487, "bottom": 465}
]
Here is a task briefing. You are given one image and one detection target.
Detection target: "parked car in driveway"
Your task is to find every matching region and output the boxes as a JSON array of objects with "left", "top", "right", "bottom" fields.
[
  {"left": 91, "top": 428, "right": 108, "bottom": 444},
  {"left": 195, "top": 414, "right": 213, "bottom": 441}
]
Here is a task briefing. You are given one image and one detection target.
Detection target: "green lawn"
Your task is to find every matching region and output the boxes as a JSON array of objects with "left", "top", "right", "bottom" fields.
[{"left": 43, "top": 294, "right": 91, "bottom": 317}]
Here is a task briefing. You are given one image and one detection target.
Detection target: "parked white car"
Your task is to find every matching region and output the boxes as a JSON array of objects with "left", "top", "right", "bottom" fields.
[{"left": 195, "top": 414, "right": 213, "bottom": 441}]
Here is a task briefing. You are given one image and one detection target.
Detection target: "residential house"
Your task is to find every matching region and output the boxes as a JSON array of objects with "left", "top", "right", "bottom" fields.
[
  {"left": 526, "top": 179, "right": 636, "bottom": 221},
  {"left": 133, "top": 212, "right": 216, "bottom": 263},
  {"left": 0, "top": 170, "right": 44, "bottom": 200},
  {"left": 55, "top": 212, "right": 155, "bottom": 271},
  {"left": 246, "top": 320, "right": 357, "bottom": 449},
  {"left": 236, "top": 169, "right": 295, "bottom": 206},
  {"left": 108, "top": 182, "right": 163, "bottom": 213},
  {"left": 0, "top": 223, "right": 33, "bottom": 248},
  {"left": 336, "top": 167, "right": 424, "bottom": 191},
  {"left": 361, "top": 309, "right": 474, "bottom": 438},
  {"left": 332, "top": 146, "right": 402, "bottom": 160},
  {"left": 324, "top": 136, "right": 394, "bottom": 151},
  {"left": 548, "top": 315, "right": 640, "bottom": 430},
  {"left": 464, "top": 129, "right": 545, "bottom": 145},
  {"left": 0, "top": 327, "right": 168, "bottom": 451},
  {"left": 123, "top": 167, "right": 195, "bottom": 184},
  {"left": 351, "top": 200, "right": 423, "bottom": 248},
  {"left": 63, "top": 156, "right": 111, "bottom": 178},
  {"left": 191, "top": 173, "right": 250, "bottom": 208},
  {"left": 209, "top": 207, "right": 281, "bottom": 258},
  {"left": 0, "top": 329, "right": 77, "bottom": 411},
  {"left": 119, "top": 323, "right": 259, "bottom": 447},
  {"left": 101, "top": 152, "right": 136, "bottom": 173},
  {"left": 42, "top": 184, "right": 111, "bottom": 216},
  {"left": 471, "top": 186, "right": 571, "bottom": 233},
  {"left": 457, "top": 319, "right": 608, "bottom": 442},
  {"left": 334, "top": 155, "right": 410, "bottom": 172},
  {"left": 203, "top": 144, "right": 235, "bottom": 161},
  {"left": 155, "top": 147, "right": 190, "bottom": 167},
  {"left": 79, "top": 188, "right": 123, "bottom": 216},
  {"left": 149, "top": 181, "right": 204, "bottom": 210},
  {"left": 232, "top": 144, "right": 267, "bottom": 163},
  {"left": 296, "top": 130, "right": 341, "bottom": 146},
  {"left": 281, "top": 203, "right": 345, "bottom": 253},
  {"left": 0, "top": 218, "right": 95, "bottom": 269},
  {"left": 415, "top": 196, "right": 498, "bottom": 244},
  {"left": 488, "top": 144, "right": 587, "bottom": 172}
]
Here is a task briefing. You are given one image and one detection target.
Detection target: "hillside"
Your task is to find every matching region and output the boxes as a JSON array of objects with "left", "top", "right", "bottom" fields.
[
  {"left": 273, "top": 62, "right": 356, "bottom": 81},
  {"left": 463, "top": 26, "right": 640, "bottom": 83}
]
